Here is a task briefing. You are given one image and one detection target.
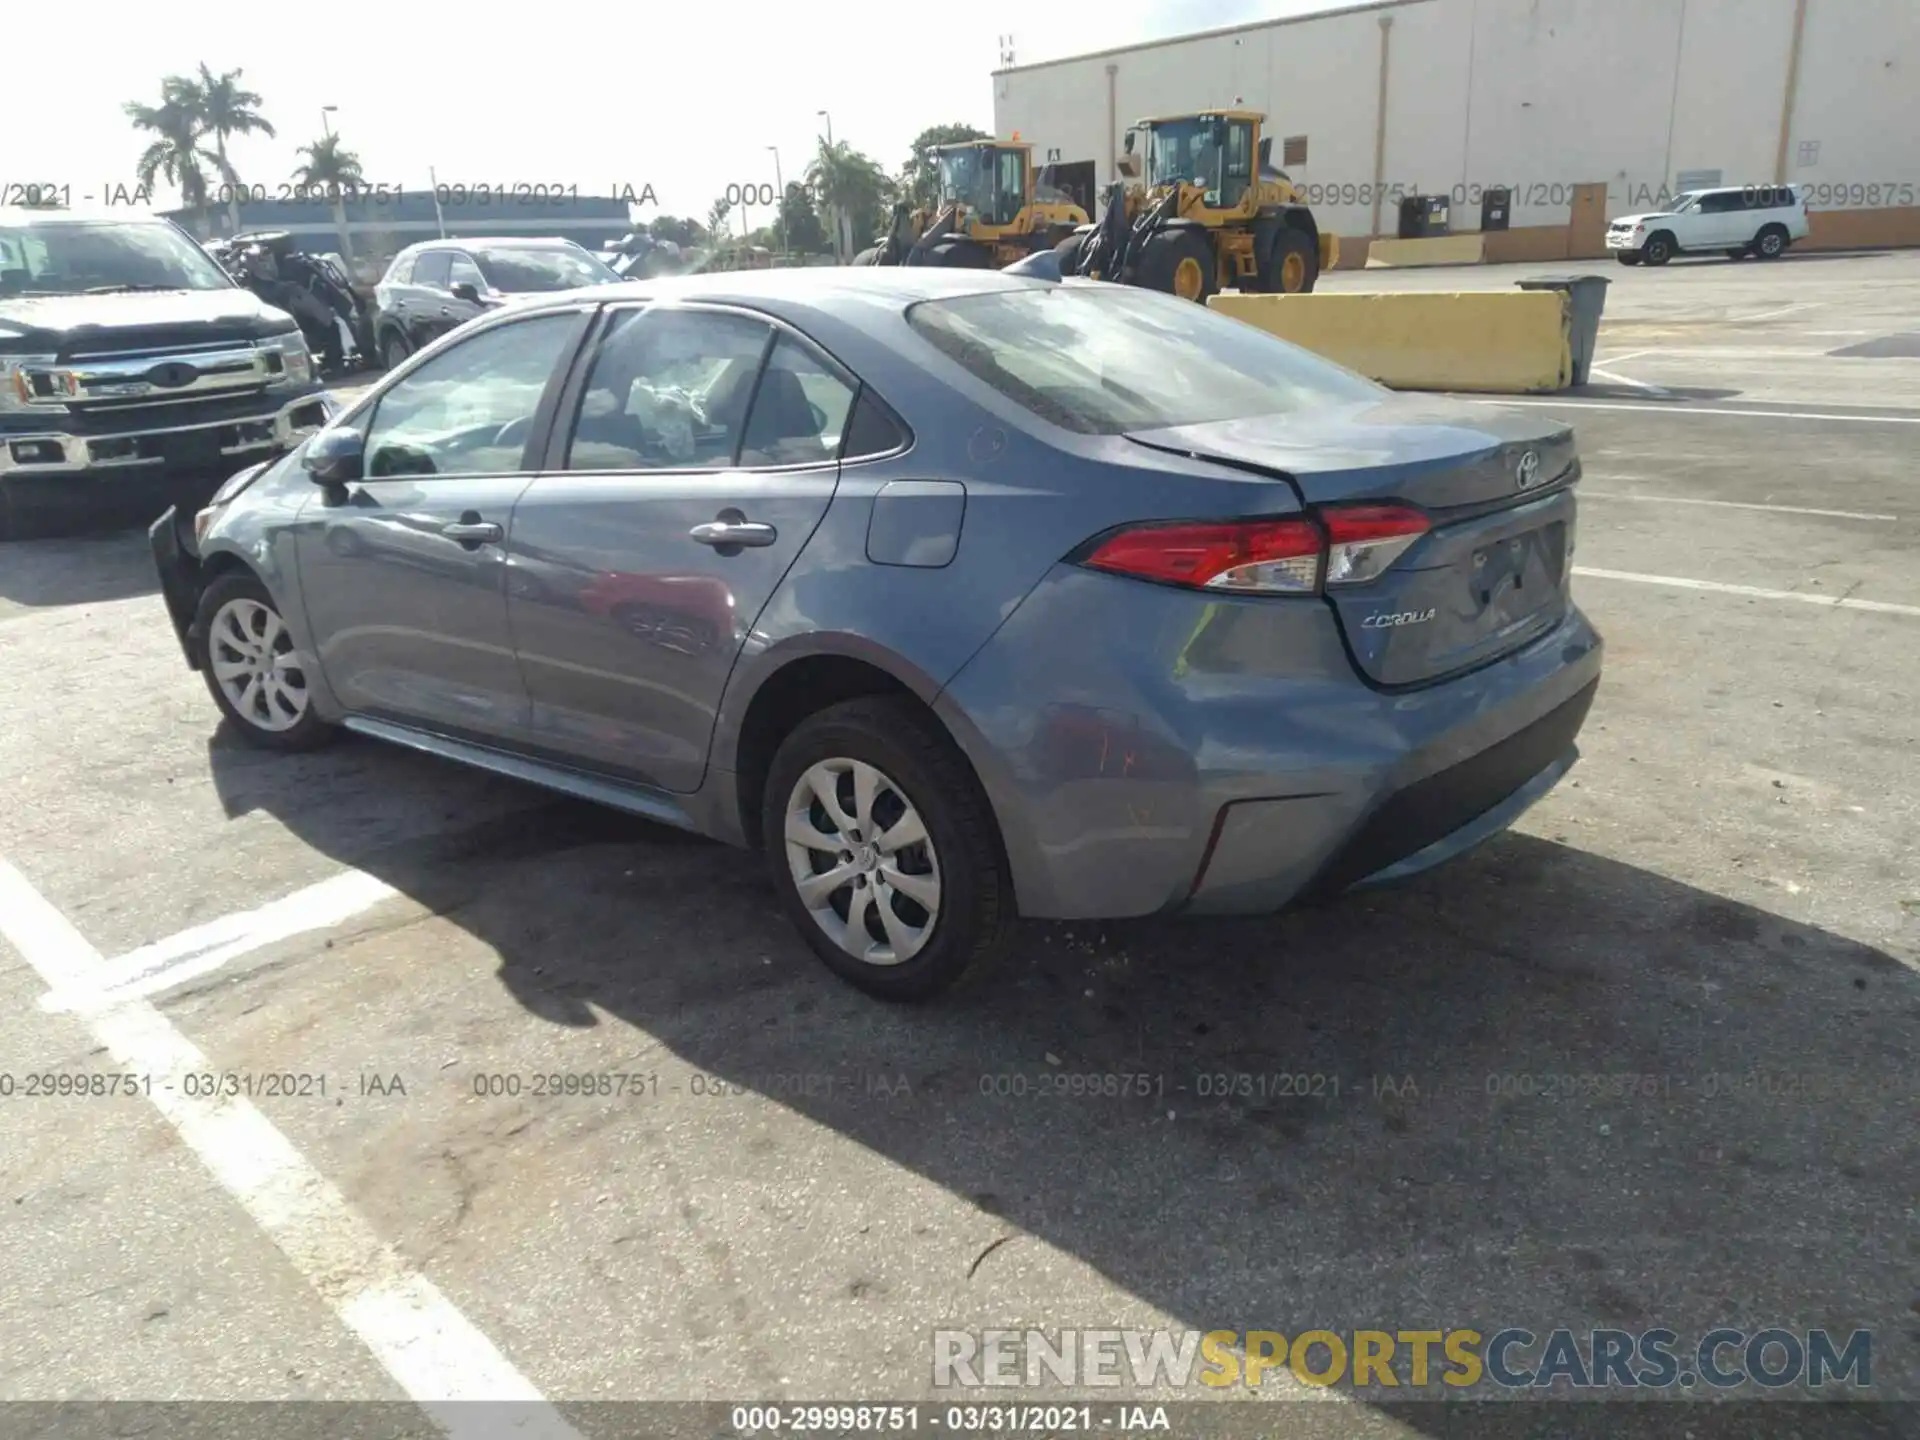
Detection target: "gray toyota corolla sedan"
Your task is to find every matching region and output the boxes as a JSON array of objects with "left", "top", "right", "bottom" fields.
[{"left": 150, "top": 267, "right": 1602, "bottom": 999}]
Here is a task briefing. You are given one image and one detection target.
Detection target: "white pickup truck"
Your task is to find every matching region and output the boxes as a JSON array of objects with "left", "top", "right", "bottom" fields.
[{"left": 1607, "top": 185, "right": 1810, "bottom": 266}]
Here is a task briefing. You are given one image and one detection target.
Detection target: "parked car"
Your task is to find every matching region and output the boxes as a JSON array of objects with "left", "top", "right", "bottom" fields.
[
  {"left": 1607, "top": 184, "right": 1809, "bottom": 266},
  {"left": 0, "top": 206, "right": 333, "bottom": 541},
  {"left": 370, "top": 237, "right": 620, "bottom": 368},
  {"left": 150, "top": 269, "right": 1602, "bottom": 999}
]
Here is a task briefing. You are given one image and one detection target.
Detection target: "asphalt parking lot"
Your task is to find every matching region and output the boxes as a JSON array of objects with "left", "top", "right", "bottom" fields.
[{"left": 1, "top": 251, "right": 1916, "bottom": 1437}]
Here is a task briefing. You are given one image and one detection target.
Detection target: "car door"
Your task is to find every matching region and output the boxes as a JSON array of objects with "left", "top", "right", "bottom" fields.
[
  {"left": 504, "top": 302, "right": 857, "bottom": 791},
  {"left": 296, "top": 307, "right": 590, "bottom": 743},
  {"left": 407, "top": 250, "right": 454, "bottom": 346},
  {"left": 1695, "top": 190, "right": 1743, "bottom": 248}
]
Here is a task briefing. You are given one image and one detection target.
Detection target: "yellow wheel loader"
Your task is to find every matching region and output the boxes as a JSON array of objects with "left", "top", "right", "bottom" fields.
[
  {"left": 854, "top": 140, "right": 1090, "bottom": 269},
  {"left": 1055, "top": 110, "right": 1338, "bottom": 302}
]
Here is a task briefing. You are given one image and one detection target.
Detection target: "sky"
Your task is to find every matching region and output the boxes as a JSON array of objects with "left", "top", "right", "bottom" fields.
[{"left": 7, "top": 0, "right": 1327, "bottom": 230}]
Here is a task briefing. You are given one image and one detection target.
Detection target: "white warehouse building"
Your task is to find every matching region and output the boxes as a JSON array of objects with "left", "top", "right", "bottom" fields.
[{"left": 992, "top": 0, "right": 1920, "bottom": 265}]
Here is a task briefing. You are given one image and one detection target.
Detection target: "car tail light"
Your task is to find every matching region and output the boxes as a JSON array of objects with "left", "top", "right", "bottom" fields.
[
  {"left": 1081, "top": 519, "right": 1323, "bottom": 593},
  {"left": 1077, "top": 505, "right": 1430, "bottom": 595},
  {"left": 1323, "top": 505, "right": 1431, "bottom": 586}
]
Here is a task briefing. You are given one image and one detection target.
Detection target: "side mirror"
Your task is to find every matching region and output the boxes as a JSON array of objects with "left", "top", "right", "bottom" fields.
[
  {"left": 1258, "top": 136, "right": 1272, "bottom": 167},
  {"left": 303, "top": 426, "right": 364, "bottom": 486},
  {"left": 1123, "top": 130, "right": 1137, "bottom": 155},
  {"left": 450, "top": 281, "right": 481, "bottom": 303},
  {"left": 1117, "top": 154, "right": 1142, "bottom": 179}
]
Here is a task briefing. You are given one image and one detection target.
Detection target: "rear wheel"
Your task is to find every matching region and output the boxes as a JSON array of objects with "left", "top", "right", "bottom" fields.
[
  {"left": 762, "top": 697, "right": 1013, "bottom": 1000},
  {"left": 1135, "top": 228, "right": 1217, "bottom": 303},
  {"left": 1754, "top": 225, "right": 1790, "bottom": 260},
  {"left": 1259, "top": 226, "right": 1319, "bottom": 293},
  {"left": 194, "top": 570, "right": 336, "bottom": 752},
  {"left": 1640, "top": 232, "right": 1676, "bottom": 266}
]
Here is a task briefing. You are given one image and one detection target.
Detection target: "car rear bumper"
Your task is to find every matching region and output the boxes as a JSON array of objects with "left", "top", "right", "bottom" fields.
[{"left": 937, "top": 564, "right": 1604, "bottom": 921}]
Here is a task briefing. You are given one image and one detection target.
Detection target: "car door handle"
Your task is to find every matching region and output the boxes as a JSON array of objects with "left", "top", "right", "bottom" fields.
[
  {"left": 690, "top": 519, "right": 777, "bottom": 548},
  {"left": 438, "top": 306, "right": 454, "bottom": 316},
  {"left": 442, "top": 520, "right": 503, "bottom": 543}
]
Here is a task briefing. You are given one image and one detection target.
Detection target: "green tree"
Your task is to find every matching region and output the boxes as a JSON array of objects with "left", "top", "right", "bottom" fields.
[
  {"left": 291, "top": 133, "right": 367, "bottom": 272},
  {"left": 125, "top": 79, "right": 221, "bottom": 237},
  {"left": 776, "top": 181, "right": 829, "bottom": 255},
  {"left": 704, "top": 195, "right": 735, "bottom": 243},
  {"left": 900, "top": 123, "right": 991, "bottom": 211},
  {"left": 175, "top": 64, "right": 275, "bottom": 236},
  {"left": 806, "top": 139, "right": 893, "bottom": 261}
]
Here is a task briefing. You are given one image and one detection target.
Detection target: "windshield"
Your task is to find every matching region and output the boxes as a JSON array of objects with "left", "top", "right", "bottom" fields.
[
  {"left": 937, "top": 149, "right": 994, "bottom": 211},
  {"left": 1145, "top": 119, "right": 1226, "bottom": 190},
  {"left": 907, "top": 284, "right": 1385, "bottom": 436},
  {"left": 0, "top": 218, "right": 234, "bottom": 297},
  {"left": 1668, "top": 193, "right": 1701, "bottom": 214},
  {"left": 471, "top": 246, "right": 620, "bottom": 292}
]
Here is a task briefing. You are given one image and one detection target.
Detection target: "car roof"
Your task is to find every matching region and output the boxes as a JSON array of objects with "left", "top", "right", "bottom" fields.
[
  {"left": 401, "top": 236, "right": 585, "bottom": 253},
  {"left": 500, "top": 264, "right": 1057, "bottom": 317}
]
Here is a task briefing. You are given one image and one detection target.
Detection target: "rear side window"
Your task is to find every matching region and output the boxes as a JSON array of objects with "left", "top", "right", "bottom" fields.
[
  {"left": 907, "top": 284, "right": 1384, "bottom": 436},
  {"left": 385, "top": 255, "right": 415, "bottom": 284},
  {"left": 738, "top": 334, "right": 856, "bottom": 468},
  {"left": 564, "top": 306, "right": 775, "bottom": 471},
  {"left": 413, "top": 251, "right": 452, "bottom": 287}
]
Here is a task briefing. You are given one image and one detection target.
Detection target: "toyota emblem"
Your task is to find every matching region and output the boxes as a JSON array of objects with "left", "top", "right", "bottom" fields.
[
  {"left": 1514, "top": 450, "right": 1542, "bottom": 490},
  {"left": 145, "top": 362, "right": 200, "bottom": 389}
]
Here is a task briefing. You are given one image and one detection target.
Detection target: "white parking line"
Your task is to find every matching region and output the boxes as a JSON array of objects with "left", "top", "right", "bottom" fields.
[
  {"left": 0, "top": 857, "right": 581, "bottom": 1439},
  {"left": 1579, "top": 492, "right": 1899, "bottom": 522},
  {"left": 1737, "top": 302, "right": 1822, "bottom": 323},
  {"left": 1586, "top": 366, "right": 1674, "bottom": 397},
  {"left": 1478, "top": 400, "right": 1920, "bottom": 424},
  {"left": 1573, "top": 566, "right": 1920, "bottom": 617},
  {"left": 41, "top": 869, "right": 399, "bottom": 1015}
]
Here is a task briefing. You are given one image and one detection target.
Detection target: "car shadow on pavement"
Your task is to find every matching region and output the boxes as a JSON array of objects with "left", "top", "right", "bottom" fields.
[
  {"left": 208, "top": 738, "right": 1919, "bottom": 1424},
  {"left": 0, "top": 528, "right": 161, "bottom": 608}
]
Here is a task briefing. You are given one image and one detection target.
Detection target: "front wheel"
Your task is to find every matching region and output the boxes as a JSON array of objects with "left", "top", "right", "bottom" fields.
[
  {"left": 381, "top": 331, "right": 411, "bottom": 370},
  {"left": 1641, "top": 233, "right": 1675, "bottom": 266},
  {"left": 194, "top": 571, "right": 336, "bottom": 752},
  {"left": 1135, "top": 228, "right": 1217, "bottom": 303},
  {"left": 762, "top": 697, "right": 1013, "bottom": 1000}
]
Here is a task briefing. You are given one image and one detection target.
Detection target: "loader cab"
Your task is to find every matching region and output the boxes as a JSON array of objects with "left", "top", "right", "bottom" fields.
[
  {"left": 934, "top": 143, "right": 1028, "bottom": 229},
  {"left": 1137, "top": 112, "right": 1261, "bottom": 216}
]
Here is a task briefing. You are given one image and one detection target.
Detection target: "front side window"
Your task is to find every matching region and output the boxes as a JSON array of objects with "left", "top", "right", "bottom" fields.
[
  {"left": 412, "top": 251, "right": 452, "bottom": 288},
  {"left": 908, "top": 284, "right": 1384, "bottom": 437},
  {"left": 448, "top": 254, "right": 486, "bottom": 291},
  {"left": 0, "top": 219, "right": 232, "bottom": 297},
  {"left": 989, "top": 150, "right": 1025, "bottom": 225},
  {"left": 473, "top": 245, "right": 619, "bottom": 293},
  {"left": 565, "top": 307, "right": 775, "bottom": 472},
  {"left": 362, "top": 313, "right": 578, "bottom": 477}
]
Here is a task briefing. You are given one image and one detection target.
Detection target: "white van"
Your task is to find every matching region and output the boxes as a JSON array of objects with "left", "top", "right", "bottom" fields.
[{"left": 1607, "top": 185, "right": 1810, "bottom": 266}]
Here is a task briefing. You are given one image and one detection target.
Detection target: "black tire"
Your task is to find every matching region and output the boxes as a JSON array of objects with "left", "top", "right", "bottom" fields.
[
  {"left": 1134, "top": 227, "right": 1217, "bottom": 303},
  {"left": 924, "top": 238, "right": 992, "bottom": 269},
  {"left": 851, "top": 245, "right": 885, "bottom": 267},
  {"left": 1754, "top": 225, "right": 1790, "bottom": 260},
  {"left": 760, "top": 696, "right": 1014, "bottom": 1001},
  {"left": 1616, "top": 252, "right": 1643, "bottom": 266},
  {"left": 193, "top": 570, "right": 337, "bottom": 752},
  {"left": 381, "top": 330, "right": 410, "bottom": 370},
  {"left": 1257, "top": 225, "right": 1319, "bottom": 294},
  {"left": 1641, "top": 232, "right": 1675, "bottom": 266}
]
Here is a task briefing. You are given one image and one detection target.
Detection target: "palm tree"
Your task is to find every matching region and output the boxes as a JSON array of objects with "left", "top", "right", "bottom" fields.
[
  {"left": 806, "top": 140, "right": 893, "bottom": 262},
  {"left": 179, "top": 64, "right": 275, "bottom": 236},
  {"left": 291, "top": 134, "right": 366, "bottom": 272},
  {"left": 125, "top": 80, "right": 220, "bottom": 238}
]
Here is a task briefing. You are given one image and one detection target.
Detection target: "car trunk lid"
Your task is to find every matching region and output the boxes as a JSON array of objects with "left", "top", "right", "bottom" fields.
[{"left": 1126, "top": 397, "right": 1579, "bottom": 688}]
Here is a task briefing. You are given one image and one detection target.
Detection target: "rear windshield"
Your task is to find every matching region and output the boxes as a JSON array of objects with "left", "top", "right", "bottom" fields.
[
  {"left": 906, "top": 284, "right": 1384, "bottom": 435},
  {"left": 473, "top": 246, "right": 619, "bottom": 293}
]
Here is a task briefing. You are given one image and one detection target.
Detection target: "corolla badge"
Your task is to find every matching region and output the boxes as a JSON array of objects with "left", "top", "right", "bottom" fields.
[
  {"left": 1514, "top": 449, "right": 1543, "bottom": 490},
  {"left": 1362, "top": 609, "right": 1436, "bottom": 629}
]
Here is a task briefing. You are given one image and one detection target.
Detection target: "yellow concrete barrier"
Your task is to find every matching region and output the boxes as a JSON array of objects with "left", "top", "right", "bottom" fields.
[
  {"left": 1208, "top": 290, "right": 1574, "bottom": 394},
  {"left": 1365, "top": 234, "right": 1487, "bottom": 268}
]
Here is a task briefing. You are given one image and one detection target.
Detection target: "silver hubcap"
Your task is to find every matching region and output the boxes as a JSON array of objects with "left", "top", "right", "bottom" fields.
[
  {"left": 209, "top": 598, "right": 309, "bottom": 733},
  {"left": 784, "top": 758, "right": 941, "bottom": 966}
]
